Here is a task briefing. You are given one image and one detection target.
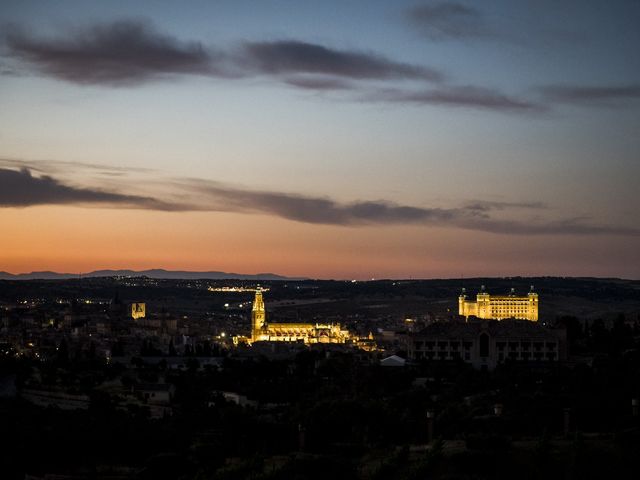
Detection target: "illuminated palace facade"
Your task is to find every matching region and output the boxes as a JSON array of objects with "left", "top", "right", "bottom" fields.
[
  {"left": 459, "top": 286, "right": 539, "bottom": 321},
  {"left": 249, "top": 289, "right": 351, "bottom": 344}
]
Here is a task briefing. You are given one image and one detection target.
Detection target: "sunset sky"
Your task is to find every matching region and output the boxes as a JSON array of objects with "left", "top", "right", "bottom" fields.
[{"left": 1, "top": 0, "right": 639, "bottom": 279}]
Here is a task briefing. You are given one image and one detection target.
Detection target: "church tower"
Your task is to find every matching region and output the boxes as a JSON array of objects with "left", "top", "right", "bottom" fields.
[{"left": 251, "top": 288, "right": 266, "bottom": 341}]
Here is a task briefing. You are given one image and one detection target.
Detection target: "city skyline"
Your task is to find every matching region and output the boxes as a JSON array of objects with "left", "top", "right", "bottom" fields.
[{"left": 1, "top": 0, "right": 639, "bottom": 279}]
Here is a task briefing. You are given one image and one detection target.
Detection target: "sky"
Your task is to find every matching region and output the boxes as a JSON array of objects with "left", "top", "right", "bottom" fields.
[{"left": 1, "top": 0, "right": 639, "bottom": 279}]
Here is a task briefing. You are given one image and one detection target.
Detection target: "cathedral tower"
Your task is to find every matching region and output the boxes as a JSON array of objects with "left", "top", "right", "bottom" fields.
[{"left": 251, "top": 288, "right": 266, "bottom": 341}]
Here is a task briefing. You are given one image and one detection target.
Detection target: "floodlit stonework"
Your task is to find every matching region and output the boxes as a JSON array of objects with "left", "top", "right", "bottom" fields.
[
  {"left": 459, "top": 286, "right": 538, "bottom": 321},
  {"left": 249, "top": 289, "right": 350, "bottom": 344},
  {"left": 130, "top": 302, "right": 146, "bottom": 320}
]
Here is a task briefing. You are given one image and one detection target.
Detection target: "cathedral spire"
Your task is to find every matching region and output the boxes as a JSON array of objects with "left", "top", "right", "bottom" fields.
[
  {"left": 252, "top": 288, "right": 265, "bottom": 312},
  {"left": 251, "top": 288, "right": 266, "bottom": 341}
]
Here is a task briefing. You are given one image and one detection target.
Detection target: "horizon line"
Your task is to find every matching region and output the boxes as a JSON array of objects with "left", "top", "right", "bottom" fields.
[{"left": 1, "top": 268, "right": 638, "bottom": 282}]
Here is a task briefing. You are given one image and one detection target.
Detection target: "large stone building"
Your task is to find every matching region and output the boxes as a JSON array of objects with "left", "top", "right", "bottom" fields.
[
  {"left": 130, "top": 302, "right": 146, "bottom": 320},
  {"left": 459, "top": 286, "right": 538, "bottom": 321},
  {"left": 406, "top": 319, "right": 566, "bottom": 371},
  {"left": 249, "top": 289, "right": 350, "bottom": 344}
]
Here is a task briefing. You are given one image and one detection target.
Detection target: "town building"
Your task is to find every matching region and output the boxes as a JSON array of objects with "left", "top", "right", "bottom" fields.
[
  {"left": 130, "top": 302, "right": 146, "bottom": 320},
  {"left": 459, "top": 286, "right": 538, "bottom": 321},
  {"left": 406, "top": 319, "right": 566, "bottom": 371}
]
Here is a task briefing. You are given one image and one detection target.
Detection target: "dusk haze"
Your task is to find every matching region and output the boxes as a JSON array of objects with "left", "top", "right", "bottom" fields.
[{"left": 2, "top": 0, "right": 639, "bottom": 279}]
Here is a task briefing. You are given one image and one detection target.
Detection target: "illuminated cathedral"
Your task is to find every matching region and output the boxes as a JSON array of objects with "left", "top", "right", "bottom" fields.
[{"left": 249, "top": 288, "right": 351, "bottom": 344}]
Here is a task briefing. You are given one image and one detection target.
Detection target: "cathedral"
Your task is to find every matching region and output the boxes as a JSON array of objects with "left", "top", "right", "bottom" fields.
[{"left": 249, "top": 288, "right": 351, "bottom": 344}]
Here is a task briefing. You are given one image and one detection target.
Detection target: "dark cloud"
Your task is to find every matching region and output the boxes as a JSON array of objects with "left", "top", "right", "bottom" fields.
[
  {"left": 406, "top": 2, "right": 492, "bottom": 40},
  {"left": 3, "top": 19, "right": 443, "bottom": 87},
  {"left": 2, "top": 19, "right": 543, "bottom": 117},
  {"left": 2, "top": 164, "right": 636, "bottom": 236},
  {"left": 367, "top": 86, "right": 541, "bottom": 112},
  {"left": 193, "top": 181, "right": 456, "bottom": 225},
  {"left": 283, "top": 75, "right": 354, "bottom": 90},
  {"left": 241, "top": 40, "right": 443, "bottom": 82},
  {"left": 189, "top": 181, "right": 637, "bottom": 236},
  {"left": 0, "top": 167, "right": 176, "bottom": 209},
  {"left": 461, "top": 217, "right": 640, "bottom": 236},
  {"left": 537, "top": 84, "right": 640, "bottom": 105},
  {"left": 0, "top": 158, "right": 155, "bottom": 175},
  {"left": 3, "top": 20, "right": 216, "bottom": 85},
  {"left": 464, "top": 200, "right": 548, "bottom": 213}
]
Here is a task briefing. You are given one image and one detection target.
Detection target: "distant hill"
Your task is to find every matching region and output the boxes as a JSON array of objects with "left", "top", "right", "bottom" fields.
[{"left": 0, "top": 269, "right": 306, "bottom": 281}]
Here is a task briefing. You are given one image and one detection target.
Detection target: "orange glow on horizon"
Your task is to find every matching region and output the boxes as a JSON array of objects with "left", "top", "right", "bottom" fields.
[{"left": 2, "top": 206, "right": 639, "bottom": 279}]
